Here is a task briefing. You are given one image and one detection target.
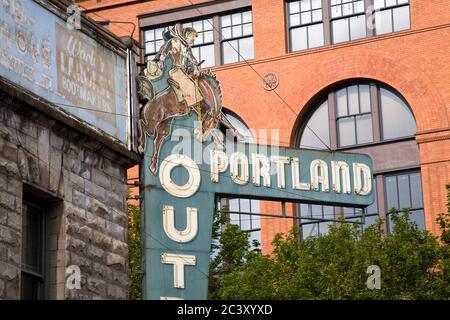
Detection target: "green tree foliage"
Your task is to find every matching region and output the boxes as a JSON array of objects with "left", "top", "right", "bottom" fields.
[
  {"left": 128, "top": 200, "right": 142, "bottom": 300},
  {"left": 210, "top": 186, "right": 450, "bottom": 300}
]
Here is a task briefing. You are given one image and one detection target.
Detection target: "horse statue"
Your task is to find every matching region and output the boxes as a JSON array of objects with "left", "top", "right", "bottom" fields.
[{"left": 137, "top": 67, "right": 244, "bottom": 174}]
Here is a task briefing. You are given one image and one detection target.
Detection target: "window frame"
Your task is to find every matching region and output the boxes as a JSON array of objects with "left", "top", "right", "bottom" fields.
[
  {"left": 286, "top": 0, "right": 326, "bottom": 51},
  {"left": 21, "top": 201, "right": 48, "bottom": 300},
  {"left": 296, "top": 81, "right": 421, "bottom": 237},
  {"left": 139, "top": 2, "right": 254, "bottom": 67},
  {"left": 383, "top": 169, "right": 425, "bottom": 233},
  {"left": 286, "top": 0, "right": 411, "bottom": 53}
]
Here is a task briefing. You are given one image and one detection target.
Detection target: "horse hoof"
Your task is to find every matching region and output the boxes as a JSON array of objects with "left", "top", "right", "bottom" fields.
[{"left": 138, "top": 145, "right": 144, "bottom": 153}]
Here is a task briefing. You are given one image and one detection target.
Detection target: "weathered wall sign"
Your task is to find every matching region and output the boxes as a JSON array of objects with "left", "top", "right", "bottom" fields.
[
  {"left": 0, "top": 0, "right": 129, "bottom": 145},
  {"left": 139, "top": 25, "right": 374, "bottom": 300}
]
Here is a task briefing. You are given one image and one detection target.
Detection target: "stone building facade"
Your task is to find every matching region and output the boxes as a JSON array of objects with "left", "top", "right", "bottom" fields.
[
  {"left": 0, "top": 79, "right": 138, "bottom": 299},
  {"left": 0, "top": 0, "right": 140, "bottom": 299}
]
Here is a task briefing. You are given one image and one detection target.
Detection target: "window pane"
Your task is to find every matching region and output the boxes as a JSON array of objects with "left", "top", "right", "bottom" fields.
[
  {"left": 289, "top": 1, "right": 300, "bottom": 14},
  {"left": 22, "top": 207, "right": 42, "bottom": 273},
  {"left": 397, "top": 174, "right": 411, "bottom": 209},
  {"left": 311, "top": 0, "right": 322, "bottom": 9},
  {"left": 243, "top": 23, "right": 252, "bottom": 36},
  {"left": 302, "top": 223, "right": 318, "bottom": 238},
  {"left": 155, "top": 40, "right": 164, "bottom": 51},
  {"left": 336, "top": 88, "right": 348, "bottom": 117},
  {"left": 232, "top": 25, "right": 242, "bottom": 37},
  {"left": 155, "top": 28, "right": 165, "bottom": 39},
  {"left": 299, "top": 101, "right": 330, "bottom": 149},
  {"left": 319, "top": 222, "right": 330, "bottom": 235},
  {"left": 243, "top": 11, "right": 252, "bottom": 23},
  {"left": 331, "top": 5, "right": 342, "bottom": 18},
  {"left": 193, "top": 20, "right": 203, "bottom": 32},
  {"left": 291, "top": 27, "right": 308, "bottom": 51},
  {"left": 332, "top": 18, "right": 350, "bottom": 43},
  {"left": 290, "top": 13, "right": 301, "bottom": 26},
  {"left": 145, "top": 30, "right": 154, "bottom": 41},
  {"left": 355, "top": 0, "right": 365, "bottom": 13},
  {"left": 386, "top": 0, "right": 396, "bottom": 6},
  {"left": 393, "top": 5, "right": 410, "bottom": 31},
  {"left": 222, "top": 40, "right": 239, "bottom": 64},
  {"left": 410, "top": 209, "right": 425, "bottom": 230},
  {"left": 308, "top": 23, "right": 324, "bottom": 48},
  {"left": 343, "top": 2, "right": 353, "bottom": 15},
  {"left": 239, "top": 37, "right": 254, "bottom": 61},
  {"left": 222, "top": 27, "right": 231, "bottom": 39},
  {"left": 232, "top": 13, "right": 242, "bottom": 25},
  {"left": 410, "top": 172, "right": 423, "bottom": 209},
  {"left": 350, "top": 15, "right": 367, "bottom": 40},
  {"left": 221, "top": 14, "right": 231, "bottom": 27},
  {"left": 356, "top": 114, "right": 374, "bottom": 144},
  {"left": 347, "top": 85, "right": 359, "bottom": 115},
  {"left": 375, "top": 9, "right": 393, "bottom": 35},
  {"left": 385, "top": 176, "right": 398, "bottom": 210},
  {"left": 199, "top": 44, "right": 215, "bottom": 67},
  {"left": 204, "top": 30, "right": 213, "bottom": 43},
  {"left": 301, "top": 0, "right": 311, "bottom": 12},
  {"left": 205, "top": 18, "right": 213, "bottom": 30},
  {"left": 374, "top": 0, "right": 385, "bottom": 9},
  {"left": 338, "top": 117, "right": 356, "bottom": 147},
  {"left": 312, "top": 9, "right": 323, "bottom": 22},
  {"left": 380, "top": 88, "right": 416, "bottom": 140},
  {"left": 359, "top": 85, "right": 371, "bottom": 113},
  {"left": 301, "top": 11, "right": 312, "bottom": 24},
  {"left": 145, "top": 42, "right": 155, "bottom": 54}
]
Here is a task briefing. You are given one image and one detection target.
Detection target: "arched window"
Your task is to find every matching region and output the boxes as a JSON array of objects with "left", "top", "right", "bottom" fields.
[
  {"left": 218, "top": 110, "right": 261, "bottom": 247},
  {"left": 296, "top": 82, "right": 423, "bottom": 238}
]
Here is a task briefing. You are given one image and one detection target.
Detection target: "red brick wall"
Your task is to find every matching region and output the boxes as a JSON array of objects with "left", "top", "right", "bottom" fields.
[{"left": 78, "top": 0, "right": 450, "bottom": 253}]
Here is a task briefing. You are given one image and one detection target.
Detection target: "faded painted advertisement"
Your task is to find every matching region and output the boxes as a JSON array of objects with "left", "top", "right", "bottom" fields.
[
  {"left": 0, "top": 0, "right": 129, "bottom": 145},
  {"left": 56, "top": 23, "right": 117, "bottom": 130}
]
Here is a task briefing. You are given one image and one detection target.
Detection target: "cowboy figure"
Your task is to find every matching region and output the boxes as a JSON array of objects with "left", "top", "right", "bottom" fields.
[{"left": 148, "top": 26, "right": 202, "bottom": 112}]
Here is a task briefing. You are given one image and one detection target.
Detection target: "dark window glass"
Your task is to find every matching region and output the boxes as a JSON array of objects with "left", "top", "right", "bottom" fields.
[
  {"left": 221, "top": 10, "right": 254, "bottom": 64},
  {"left": 344, "top": 182, "right": 379, "bottom": 231},
  {"left": 385, "top": 171, "right": 425, "bottom": 232},
  {"left": 300, "top": 204, "right": 335, "bottom": 239},
  {"left": 374, "top": 0, "right": 410, "bottom": 35},
  {"left": 288, "top": 0, "right": 324, "bottom": 51},
  {"left": 21, "top": 202, "right": 46, "bottom": 300}
]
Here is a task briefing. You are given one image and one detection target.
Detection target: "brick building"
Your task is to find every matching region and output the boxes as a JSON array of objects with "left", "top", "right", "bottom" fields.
[
  {"left": 78, "top": 0, "right": 450, "bottom": 254},
  {"left": 0, "top": 0, "right": 139, "bottom": 299}
]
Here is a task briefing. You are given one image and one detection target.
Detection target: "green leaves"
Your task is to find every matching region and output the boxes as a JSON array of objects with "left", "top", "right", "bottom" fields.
[{"left": 209, "top": 185, "right": 450, "bottom": 300}]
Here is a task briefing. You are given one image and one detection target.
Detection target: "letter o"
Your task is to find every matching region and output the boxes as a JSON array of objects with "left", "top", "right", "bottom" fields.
[{"left": 159, "top": 154, "right": 201, "bottom": 198}]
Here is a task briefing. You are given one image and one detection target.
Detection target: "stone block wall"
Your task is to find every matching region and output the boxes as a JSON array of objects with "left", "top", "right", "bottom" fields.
[{"left": 0, "top": 95, "right": 135, "bottom": 299}]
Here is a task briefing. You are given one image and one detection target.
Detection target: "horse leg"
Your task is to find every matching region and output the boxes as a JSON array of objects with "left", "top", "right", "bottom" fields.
[
  {"left": 137, "top": 118, "right": 146, "bottom": 153},
  {"left": 149, "top": 119, "right": 173, "bottom": 173}
]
